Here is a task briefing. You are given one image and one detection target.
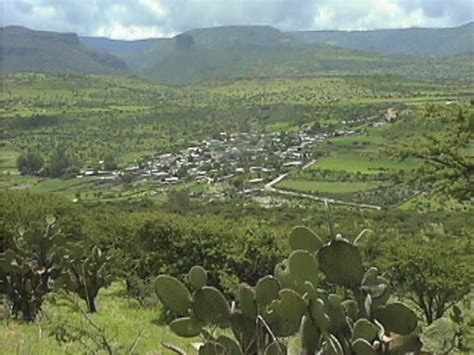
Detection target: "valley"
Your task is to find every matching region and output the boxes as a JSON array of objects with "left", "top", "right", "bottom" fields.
[
  {"left": 2, "top": 72, "right": 471, "bottom": 209},
  {"left": 1, "top": 20, "right": 473, "bottom": 355}
]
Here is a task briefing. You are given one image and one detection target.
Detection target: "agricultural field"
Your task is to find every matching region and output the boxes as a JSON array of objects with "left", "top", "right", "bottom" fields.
[{"left": 2, "top": 72, "right": 471, "bottom": 209}]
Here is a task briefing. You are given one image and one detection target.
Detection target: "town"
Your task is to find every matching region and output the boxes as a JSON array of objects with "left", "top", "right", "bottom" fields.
[{"left": 77, "top": 110, "right": 394, "bottom": 197}]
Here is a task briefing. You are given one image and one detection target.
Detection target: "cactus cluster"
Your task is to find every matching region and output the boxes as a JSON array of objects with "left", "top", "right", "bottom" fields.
[
  {"left": 57, "top": 246, "right": 113, "bottom": 313},
  {"left": 1, "top": 215, "right": 64, "bottom": 321},
  {"left": 155, "top": 226, "right": 423, "bottom": 354}
]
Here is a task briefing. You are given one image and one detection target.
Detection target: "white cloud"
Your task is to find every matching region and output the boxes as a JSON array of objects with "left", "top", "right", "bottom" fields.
[
  {"left": 3, "top": 0, "right": 473, "bottom": 39},
  {"left": 96, "top": 24, "right": 170, "bottom": 39}
]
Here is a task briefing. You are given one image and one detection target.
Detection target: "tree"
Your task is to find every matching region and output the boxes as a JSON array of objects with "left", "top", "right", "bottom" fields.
[
  {"left": 386, "top": 103, "right": 473, "bottom": 201},
  {"left": 381, "top": 238, "right": 471, "bottom": 324},
  {"left": 47, "top": 146, "right": 76, "bottom": 178},
  {"left": 16, "top": 151, "right": 44, "bottom": 175},
  {"left": 102, "top": 153, "right": 117, "bottom": 171}
]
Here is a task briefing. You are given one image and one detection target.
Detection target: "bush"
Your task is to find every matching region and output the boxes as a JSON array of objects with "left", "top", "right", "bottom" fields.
[
  {"left": 16, "top": 151, "right": 44, "bottom": 175},
  {"left": 129, "top": 215, "right": 283, "bottom": 296}
]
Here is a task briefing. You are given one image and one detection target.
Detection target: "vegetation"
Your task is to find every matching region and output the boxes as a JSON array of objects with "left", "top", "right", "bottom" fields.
[
  {"left": 387, "top": 104, "right": 473, "bottom": 201},
  {"left": 382, "top": 239, "right": 471, "bottom": 325},
  {"left": 1, "top": 24, "right": 473, "bottom": 352},
  {"left": 16, "top": 151, "right": 44, "bottom": 175}
]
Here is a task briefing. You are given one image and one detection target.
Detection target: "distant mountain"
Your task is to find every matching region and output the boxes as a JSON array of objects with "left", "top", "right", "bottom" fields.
[
  {"left": 1, "top": 26, "right": 130, "bottom": 75},
  {"left": 117, "top": 25, "right": 472, "bottom": 85},
  {"left": 114, "top": 25, "right": 303, "bottom": 74},
  {"left": 291, "top": 22, "right": 474, "bottom": 57},
  {"left": 2, "top": 25, "right": 472, "bottom": 85}
]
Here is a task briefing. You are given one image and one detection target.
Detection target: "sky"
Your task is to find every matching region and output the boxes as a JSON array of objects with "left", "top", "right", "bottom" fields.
[{"left": 2, "top": 0, "right": 474, "bottom": 40}]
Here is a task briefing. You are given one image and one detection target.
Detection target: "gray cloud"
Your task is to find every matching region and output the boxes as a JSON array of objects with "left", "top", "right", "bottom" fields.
[{"left": 3, "top": 0, "right": 473, "bottom": 39}]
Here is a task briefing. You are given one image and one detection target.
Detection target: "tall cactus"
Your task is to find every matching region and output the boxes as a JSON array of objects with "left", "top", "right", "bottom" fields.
[
  {"left": 2, "top": 216, "right": 64, "bottom": 321},
  {"left": 58, "top": 245, "right": 114, "bottom": 313}
]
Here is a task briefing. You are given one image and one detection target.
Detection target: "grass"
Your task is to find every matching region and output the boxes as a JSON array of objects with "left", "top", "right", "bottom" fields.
[
  {"left": 0, "top": 150, "right": 20, "bottom": 172},
  {"left": 313, "top": 152, "right": 417, "bottom": 174},
  {"left": 31, "top": 178, "right": 97, "bottom": 194},
  {"left": 278, "top": 179, "right": 377, "bottom": 194},
  {"left": 1, "top": 283, "right": 197, "bottom": 354}
]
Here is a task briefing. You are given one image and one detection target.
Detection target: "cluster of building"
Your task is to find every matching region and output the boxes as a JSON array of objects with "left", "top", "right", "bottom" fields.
[{"left": 78, "top": 109, "right": 394, "bottom": 190}]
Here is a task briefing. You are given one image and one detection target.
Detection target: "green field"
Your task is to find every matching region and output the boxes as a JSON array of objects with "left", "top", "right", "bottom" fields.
[
  {"left": 278, "top": 179, "right": 378, "bottom": 194},
  {"left": 313, "top": 152, "right": 417, "bottom": 174},
  {"left": 1, "top": 72, "right": 471, "bottom": 208}
]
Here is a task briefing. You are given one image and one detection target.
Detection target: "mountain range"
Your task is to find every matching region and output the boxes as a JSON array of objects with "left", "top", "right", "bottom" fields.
[
  {"left": 1, "top": 23, "right": 473, "bottom": 84},
  {"left": 1, "top": 26, "right": 130, "bottom": 75}
]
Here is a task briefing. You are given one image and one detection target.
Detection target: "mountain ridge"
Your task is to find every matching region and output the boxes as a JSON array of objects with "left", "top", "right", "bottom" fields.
[
  {"left": 1, "top": 26, "right": 131, "bottom": 75},
  {"left": 1, "top": 24, "right": 473, "bottom": 84}
]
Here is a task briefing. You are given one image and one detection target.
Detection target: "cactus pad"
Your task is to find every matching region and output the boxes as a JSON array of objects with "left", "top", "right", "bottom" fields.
[
  {"left": 154, "top": 275, "right": 192, "bottom": 313},
  {"left": 301, "top": 315, "right": 321, "bottom": 354},
  {"left": 199, "top": 341, "right": 225, "bottom": 355},
  {"left": 309, "top": 298, "right": 331, "bottom": 331},
  {"left": 189, "top": 266, "right": 207, "bottom": 289},
  {"left": 353, "top": 318, "right": 379, "bottom": 343},
  {"left": 269, "top": 289, "right": 307, "bottom": 336},
  {"left": 317, "top": 240, "right": 364, "bottom": 288},
  {"left": 255, "top": 275, "right": 280, "bottom": 308},
  {"left": 193, "top": 286, "right": 231, "bottom": 325},
  {"left": 216, "top": 335, "right": 243, "bottom": 355},
  {"left": 288, "top": 250, "right": 320, "bottom": 290},
  {"left": 274, "top": 260, "right": 296, "bottom": 290},
  {"left": 239, "top": 283, "right": 257, "bottom": 319},
  {"left": 341, "top": 300, "right": 359, "bottom": 321},
  {"left": 324, "top": 332, "right": 344, "bottom": 355},
  {"left": 230, "top": 311, "right": 257, "bottom": 352},
  {"left": 374, "top": 302, "right": 417, "bottom": 335},
  {"left": 169, "top": 317, "right": 203, "bottom": 337},
  {"left": 352, "top": 338, "right": 377, "bottom": 355},
  {"left": 289, "top": 226, "right": 323, "bottom": 253}
]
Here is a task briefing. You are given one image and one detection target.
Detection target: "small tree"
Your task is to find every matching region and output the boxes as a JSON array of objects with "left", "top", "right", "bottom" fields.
[
  {"left": 16, "top": 151, "right": 44, "bottom": 175},
  {"left": 102, "top": 153, "right": 117, "bottom": 171},
  {"left": 381, "top": 239, "right": 471, "bottom": 324},
  {"left": 47, "top": 146, "right": 75, "bottom": 178}
]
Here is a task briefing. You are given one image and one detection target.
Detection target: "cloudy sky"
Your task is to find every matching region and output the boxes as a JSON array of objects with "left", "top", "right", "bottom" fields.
[{"left": 3, "top": 0, "right": 474, "bottom": 40}]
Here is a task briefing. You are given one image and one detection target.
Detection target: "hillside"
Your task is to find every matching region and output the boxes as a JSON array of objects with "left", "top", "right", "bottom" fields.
[
  {"left": 291, "top": 22, "right": 474, "bottom": 57},
  {"left": 2, "top": 25, "right": 473, "bottom": 85},
  {"left": 1, "top": 26, "right": 130, "bottom": 75},
  {"left": 126, "top": 25, "right": 473, "bottom": 85}
]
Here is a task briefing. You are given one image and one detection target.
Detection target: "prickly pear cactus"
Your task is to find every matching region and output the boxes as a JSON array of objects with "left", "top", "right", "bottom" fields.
[
  {"left": 154, "top": 205, "right": 424, "bottom": 354},
  {"left": 154, "top": 275, "right": 192, "bottom": 313},
  {"left": 288, "top": 226, "right": 323, "bottom": 253}
]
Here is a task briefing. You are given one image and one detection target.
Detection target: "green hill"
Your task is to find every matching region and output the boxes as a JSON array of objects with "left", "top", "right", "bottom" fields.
[
  {"left": 2, "top": 25, "right": 473, "bottom": 85},
  {"left": 291, "top": 22, "right": 474, "bottom": 57},
  {"left": 1, "top": 26, "right": 130, "bottom": 75},
  {"left": 124, "top": 26, "right": 473, "bottom": 85}
]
